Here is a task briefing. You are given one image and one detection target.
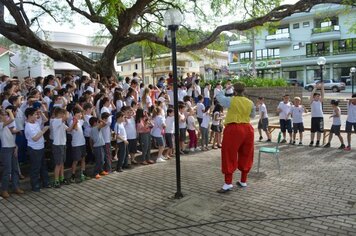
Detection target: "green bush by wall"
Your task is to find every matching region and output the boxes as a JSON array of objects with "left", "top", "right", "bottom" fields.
[{"left": 200, "top": 77, "right": 288, "bottom": 88}]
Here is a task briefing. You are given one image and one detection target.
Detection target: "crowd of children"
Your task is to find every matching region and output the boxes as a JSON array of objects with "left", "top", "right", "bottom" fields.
[
  {"left": 0, "top": 72, "right": 228, "bottom": 199},
  {"left": 1, "top": 73, "right": 356, "bottom": 199}
]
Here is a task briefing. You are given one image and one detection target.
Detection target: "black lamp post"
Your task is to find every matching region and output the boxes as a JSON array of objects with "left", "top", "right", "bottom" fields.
[
  {"left": 317, "top": 56, "right": 326, "bottom": 83},
  {"left": 164, "top": 8, "right": 184, "bottom": 199},
  {"left": 350, "top": 67, "right": 355, "bottom": 94}
]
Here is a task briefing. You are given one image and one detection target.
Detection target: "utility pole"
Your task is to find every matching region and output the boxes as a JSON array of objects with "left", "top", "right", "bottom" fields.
[
  {"left": 140, "top": 18, "right": 145, "bottom": 84},
  {"left": 251, "top": 30, "right": 257, "bottom": 78},
  {"left": 141, "top": 46, "right": 145, "bottom": 84}
]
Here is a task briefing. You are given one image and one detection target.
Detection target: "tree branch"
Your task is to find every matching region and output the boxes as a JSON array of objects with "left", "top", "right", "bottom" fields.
[
  {"left": 117, "top": 0, "right": 155, "bottom": 36},
  {"left": 64, "top": 0, "right": 116, "bottom": 35},
  {"left": 16, "top": 1, "right": 58, "bottom": 23}
]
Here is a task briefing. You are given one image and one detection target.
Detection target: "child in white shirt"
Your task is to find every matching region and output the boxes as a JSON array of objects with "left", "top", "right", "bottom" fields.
[
  {"left": 69, "top": 107, "right": 89, "bottom": 183},
  {"left": 165, "top": 108, "right": 175, "bottom": 158},
  {"left": 196, "top": 95, "right": 205, "bottom": 127},
  {"left": 50, "top": 107, "right": 74, "bottom": 188},
  {"left": 324, "top": 100, "right": 345, "bottom": 149},
  {"left": 200, "top": 106, "right": 211, "bottom": 150},
  {"left": 100, "top": 112, "right": 113, "bottom": 173},
  {"left": 203, "top": 83, "right": 211, "bottom": 107},
  {"left": 123, "top": 106, "right": 138, "bottom": 165},
  {"left": 187, "top": 107, "right": 198, "bottom": 152},
  {"left": 178, "top": 103, "right": 187, "bottom": 154},
  {"left": 211, "top": 104, "right": 224, "bottom": 149},
  {"left": 277, "top": 94, "right": 292, "bottom": 144},
  {"left": 309, "top": 84, "right": 324, "bottom": 147},
  {"left": 24, "top": 107, "right": 50, "bottom": 192},
  {"left": 83, "top": 103, "right": 95, "bottom": 164},
  {"left": 290, "top": 97, "right": 306, "bottom": 145},
  {"left": 345, "top": 94, "right": 356, "bottom": 151},
  {"left": 151, "top": 107, "right": 166, "bottom": 163},
  {"left": 89, "top": 117, "right": 108, "bottom": 179},
  {"left": 1, "top": 109, "right": 23, "bottom": 198},
  {"left": 257, "top": 97, "right": 271, "bottom": 142},
  {"left": 115, "top": 111, "right": 128, "bottom": 172}
]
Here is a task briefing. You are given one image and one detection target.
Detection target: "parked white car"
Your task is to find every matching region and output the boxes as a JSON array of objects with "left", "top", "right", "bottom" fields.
[{"left": 304, "top": 80, "right": 346, "bottom": 92}]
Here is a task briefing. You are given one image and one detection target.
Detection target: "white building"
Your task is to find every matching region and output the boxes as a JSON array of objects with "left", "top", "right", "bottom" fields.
[
  {"left": 228, "top": 4, "right": 356, "bottom": 85},
  {"left": 118, "top": 49, "right": 228, "bottom": 85},
  {"left": 11, "top": 31, "right": 119, "bottom": 78}
]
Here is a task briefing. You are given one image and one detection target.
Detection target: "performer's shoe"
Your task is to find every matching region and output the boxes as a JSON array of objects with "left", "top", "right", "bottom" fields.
[
  {"left": 236, "top": 181, "right": 247, "bottom": 188},
  {"left": 217, "top": 184, "right": 233, "bottom": 193},
  {"left": 217, "top": 188, "right": 232, "bottom": 194}
]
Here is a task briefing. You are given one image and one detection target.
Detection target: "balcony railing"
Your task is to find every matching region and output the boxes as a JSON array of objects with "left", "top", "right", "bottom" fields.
[
  {"left": 312, "top": 25, "right": 340, "bottom": 34},
  {"left": 266, "top": 32, "right": 290, "bottom": 40},
  {"left": 148, "top": 66, "right": 187, "bottom": 71}
]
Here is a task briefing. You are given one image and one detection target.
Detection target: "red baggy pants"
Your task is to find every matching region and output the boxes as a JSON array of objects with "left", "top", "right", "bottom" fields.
[{"left": 221, "top": 123, "right": 254, "bottom": 184}]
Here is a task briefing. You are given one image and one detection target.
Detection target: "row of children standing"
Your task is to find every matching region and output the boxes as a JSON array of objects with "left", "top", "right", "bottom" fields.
[{"left": 257, "top": 82, "right": 356, "bottom": 150}]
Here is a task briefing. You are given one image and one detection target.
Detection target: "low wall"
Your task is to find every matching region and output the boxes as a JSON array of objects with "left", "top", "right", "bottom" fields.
[{"left": 244, "top": 86, "right": 303, "bottom": 116}]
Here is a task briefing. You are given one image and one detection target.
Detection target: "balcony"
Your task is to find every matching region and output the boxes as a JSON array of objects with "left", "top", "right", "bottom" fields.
[
  {"left": 310, "top": 25, "right": 341, "bottom": 42},
  {"left": 265, "top": 33, "right": 291, "bottom": 48},
  {"left": 228, "top": 41, "right": 253, "bottom": 52}
]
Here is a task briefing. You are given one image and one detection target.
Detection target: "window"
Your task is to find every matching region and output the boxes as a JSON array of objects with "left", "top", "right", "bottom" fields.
[
  {"left": 269, "top": 26, "right": 289, "bottom": 35},
  {"left": 293, "top": 44, "right": 300, "bottom": 50},
  {"left": 276, "top": 27, "right": 289, "bottom": 34},
  {"left": 293, "top": 23, "right": 300, "bottom": 29},
  {"left": 256, "top": 49, "right": 267, "bottom": 59},
  {"left": 135, "top": 64, "right": 138, "bottom": 70},
  {"left": 256, "top": 50, "right": 262, "bottom": 60},
  {"left": 316, "top": 17, "right": 338, "bottom": 28},
  {"left": 339, "top": 40, "right": 346, "bottom": 49},
  {"left": 256, "top": 48, "right": 279, "bottom": 59},
  {"left": 231, "top": 52, "right": 239, "bottom": 63},
  {"left": 263, "top": 49, "right": 268, "bottom": 58},
  {"left": 303, "top": 21, "right": 310, "bottom": 27},
  {"left": 268, "top": 48, "right": 280, "bottom": 58},
  {"left": 306, "top": 42, "right": 330, "bottom": 57},
  {"left": 317, "top": 42, "right": 325, "bottom": 51},
  {"left": 88, "top": 52, "right": 102, "bottom": 61},
  {"left": 289, "top": 71, "right": 297, "bottom": 79},
  {"left": 333, "top": 38, "right": 356, "bottom": 54},
  {"left": 239, "top": 51, "right": 253, "bottom": 62}
]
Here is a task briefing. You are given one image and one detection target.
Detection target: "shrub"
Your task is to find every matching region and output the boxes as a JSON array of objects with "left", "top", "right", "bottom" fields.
[{"left": 200, "top": 77, "right": 288, "bottom": 88}]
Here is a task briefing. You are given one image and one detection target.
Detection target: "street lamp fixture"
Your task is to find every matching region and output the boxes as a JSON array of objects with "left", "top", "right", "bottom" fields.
[
  {"left": 164, "top": 8, "right": 184, "bottom": 199},
  {"left": 350, "top": 67, "right": 356, "bottom": 94},
  {"left": 317, "top": 57, "right": 326, "bottom": 83}
]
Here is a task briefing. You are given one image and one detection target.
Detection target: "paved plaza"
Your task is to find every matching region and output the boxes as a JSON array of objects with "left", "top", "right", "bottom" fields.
[{"left": 1, "top": 116, "right": 356, "bottom": 236}]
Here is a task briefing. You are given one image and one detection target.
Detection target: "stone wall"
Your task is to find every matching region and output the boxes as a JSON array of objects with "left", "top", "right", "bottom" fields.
[{"left": 244, "top": 86, "right": 303, "bottom": 116}]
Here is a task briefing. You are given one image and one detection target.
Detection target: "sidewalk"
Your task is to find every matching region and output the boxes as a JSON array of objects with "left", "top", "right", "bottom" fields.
[{"left": 1, "top": 128, "right": 356, "bottom": 235}]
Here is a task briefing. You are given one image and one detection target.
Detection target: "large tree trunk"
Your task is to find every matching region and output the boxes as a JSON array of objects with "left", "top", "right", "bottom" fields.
[{"left": 95, "top": 60, "right": 117, "bottom": 79}]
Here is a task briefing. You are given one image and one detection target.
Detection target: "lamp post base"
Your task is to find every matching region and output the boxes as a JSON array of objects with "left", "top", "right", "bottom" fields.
[{"left": 174, "top": 191, "right": 184, "bottom": 199}]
